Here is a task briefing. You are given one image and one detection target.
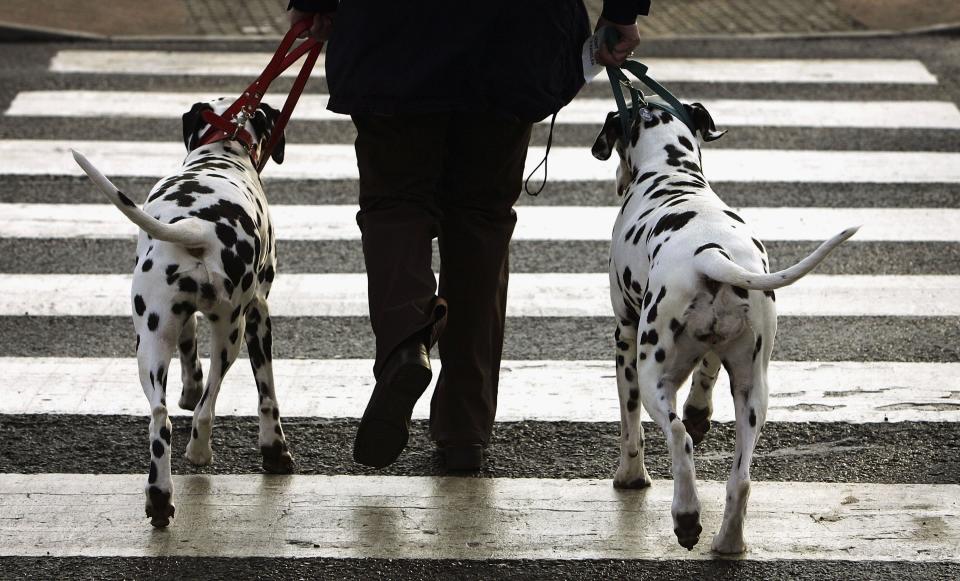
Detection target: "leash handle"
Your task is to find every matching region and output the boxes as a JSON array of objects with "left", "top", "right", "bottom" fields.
[
  {"left": 197, "top": 17, "right": 322, "bottom": 170},
  {"left": 601, "top": 27, "right": 696, "bottom": 138},
  {"left": 257, "top": 38, "right": 322, "bottom": 172},
  {"left": 602, "top": 27, "right": 642, "bottom": 140}
]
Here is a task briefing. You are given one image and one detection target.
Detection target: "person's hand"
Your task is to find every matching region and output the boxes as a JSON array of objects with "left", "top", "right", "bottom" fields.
[
  {"left": 289, "top": 8, "right": 334, "bottom": 41},
  {"left": 594, "top": 17, "right": 640, "bottom": 66}
]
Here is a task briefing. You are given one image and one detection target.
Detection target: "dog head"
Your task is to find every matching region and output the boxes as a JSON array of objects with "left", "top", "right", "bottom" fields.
[
  {"left": 592, "top": 101, "right": 726, "bottom": 194},
  {"left": 592, "top": 101, "right": 726, "bottom": 161},
  {"left": 181, "top": 99, "right": 286, "bottom": 165}
]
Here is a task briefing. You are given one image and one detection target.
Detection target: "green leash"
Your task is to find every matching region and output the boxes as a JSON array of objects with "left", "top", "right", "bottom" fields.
[{"left": 602, "top": 27, "right": 695, "bottom": 139}]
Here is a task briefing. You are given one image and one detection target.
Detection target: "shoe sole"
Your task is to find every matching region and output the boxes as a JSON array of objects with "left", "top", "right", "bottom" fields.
[{"left": 353, "top": 361, "right": 432, "bottom": 468}]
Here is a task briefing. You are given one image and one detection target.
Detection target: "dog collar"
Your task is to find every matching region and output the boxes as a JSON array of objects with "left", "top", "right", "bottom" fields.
[{"left": 199, "top": 108, "right": 260, "bottom": 167}]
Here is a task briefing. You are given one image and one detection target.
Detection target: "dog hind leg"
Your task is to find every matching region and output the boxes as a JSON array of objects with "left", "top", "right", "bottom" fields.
[
  {"left": 712, "top": 331, "right": 770, "bottom": 554},
  {"left": 635, "top": 308, "right": 704, "bottom": 550},
  {"left": 134, "top": 304, "right": 180, "bottom": 527}
]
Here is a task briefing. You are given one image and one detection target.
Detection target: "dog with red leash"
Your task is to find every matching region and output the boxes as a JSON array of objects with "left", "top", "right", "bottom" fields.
[
  {"left": 72, "top": 98, "right": 290, "bottom": 527},
  {"left": 70, "top": 20, "right": 321, "bottom": 528}
]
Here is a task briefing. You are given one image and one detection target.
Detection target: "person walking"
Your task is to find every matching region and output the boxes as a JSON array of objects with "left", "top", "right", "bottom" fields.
[{"left": 287, "top": 0, "right": 650, "bottom": 470}]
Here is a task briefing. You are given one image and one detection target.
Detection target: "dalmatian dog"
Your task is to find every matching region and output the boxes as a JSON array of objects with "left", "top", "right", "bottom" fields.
[
  {"left": 592, "top": 98, "right": 858, "bottom": 553},
  {"left": 71, "top": 98, "right": 292, "bottom": 527}
]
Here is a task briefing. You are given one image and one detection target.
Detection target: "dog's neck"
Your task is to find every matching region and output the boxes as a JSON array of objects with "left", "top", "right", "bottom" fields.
[
  {"left": 628, "top": 123, "right": 703, "bottom": 171},
  {"left": 185, "top": 140, "right": 258, "bottom": 172},
  {"left": 614, "top": 123, "right": 709, "bottom": 206},
  {"left": 619, "top": 124, "right": 704, "bottom": 187}
]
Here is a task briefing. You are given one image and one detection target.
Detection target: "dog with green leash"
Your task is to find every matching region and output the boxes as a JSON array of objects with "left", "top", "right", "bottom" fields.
[{"left": 592, "top": 58, "right": 858, "bottom": 552}]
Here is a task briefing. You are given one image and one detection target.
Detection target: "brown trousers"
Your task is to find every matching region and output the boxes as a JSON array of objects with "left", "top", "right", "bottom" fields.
[{"left": 353, "top": 112, "right": 533, "bottom": 446}]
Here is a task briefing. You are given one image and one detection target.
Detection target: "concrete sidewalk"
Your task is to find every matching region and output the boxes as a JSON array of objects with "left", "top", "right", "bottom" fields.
[{"left": 2, "top": 0, "right": 959, "bottom": 41}]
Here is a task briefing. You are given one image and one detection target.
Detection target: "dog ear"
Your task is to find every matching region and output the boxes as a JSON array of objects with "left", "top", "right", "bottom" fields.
[
  {"left": 683, "top": 102, "right": 727, "bottom": 142},
  {"left": 255, "top": 103, "right": 286, "bottom": 165},
  {"left": 182, "top": 102, "right": 213, "bottom": 151},
  {"left": 591, "top": 111, "right": 623, "bottom": 161}
]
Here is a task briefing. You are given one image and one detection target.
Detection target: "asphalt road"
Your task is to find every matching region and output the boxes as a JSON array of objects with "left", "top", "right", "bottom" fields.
[{"left": 0, "top": 30, "right": 959, "bottom": 580}]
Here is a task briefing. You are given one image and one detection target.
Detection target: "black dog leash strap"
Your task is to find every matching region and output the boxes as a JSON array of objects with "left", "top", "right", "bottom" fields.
[{"left": 523, "top": 112, "right": 557, "bottom": 197}]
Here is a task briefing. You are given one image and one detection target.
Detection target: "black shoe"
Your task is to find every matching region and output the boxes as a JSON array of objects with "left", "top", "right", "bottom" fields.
[
  {"left": 438, "top": 443, "right": 484, "bottom": 471},
  {"left": 353, "top": 337, "right": 432, "bottom": 468}
]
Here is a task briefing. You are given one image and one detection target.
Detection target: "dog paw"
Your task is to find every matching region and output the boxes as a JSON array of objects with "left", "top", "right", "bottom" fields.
[
  {"left": 261, "top": 441, "right": 295, "bottom": 474},
  {"left": 711, "top": 533, "right": 746, "bottom": 554},
  {"left": 184, "top": 443, "right": 213, "bottom": 466},
  {"left": 145, "top": 486, "right": 175, "bottom": 528},
  {"left": 682, "top": 406, "right": 711, "bottom": 445},
  {"left": 613, "top": 465, "right": 652, "bottom": 489},
  {"left": 613, "top": 475, "right": 652, "bottom": 489},
  {"left": 674, "top": 512, "right": 702, "bottom": 550}
]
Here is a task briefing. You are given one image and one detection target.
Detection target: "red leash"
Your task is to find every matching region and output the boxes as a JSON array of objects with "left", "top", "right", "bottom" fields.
[{"left": 197, "top": 17, "right": 323, "bottom": 173}]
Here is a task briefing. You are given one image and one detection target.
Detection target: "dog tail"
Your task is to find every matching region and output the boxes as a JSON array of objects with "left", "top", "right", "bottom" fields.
[
  {"left": 693, "top": 226, "right": 860, "bottom": 291},
  {"left": 71, "top": 149, "right": 210, "bottom": 248}
]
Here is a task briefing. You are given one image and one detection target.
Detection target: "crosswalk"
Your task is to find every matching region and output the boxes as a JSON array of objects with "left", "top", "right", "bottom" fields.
[{"left": 1, "top": 40, "right": 958, "bottom": 574}]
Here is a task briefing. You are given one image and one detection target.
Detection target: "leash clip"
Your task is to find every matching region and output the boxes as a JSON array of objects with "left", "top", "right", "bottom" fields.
[{"left": 230, "top": 109, "right": 251, "bottom": 139}]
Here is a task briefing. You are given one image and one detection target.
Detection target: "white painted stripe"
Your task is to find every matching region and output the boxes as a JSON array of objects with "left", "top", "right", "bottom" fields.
[
  {"left": 1, "top": 204, "right": 954, "bottom": 242},
  {"left": 9, "top": 91, "right": 960, "bottom": 129},
  {"left": 49, "top": 51, "right": 940, "bottom": 84},
  {"left": 0, "top": 274, "right": 956, "bottom": 317},
  {"left": 4, "top": 141, "right": 960, "bottom": 183},
  {"left": 561, "top": 98, "right": 960, "bottom": 128},
  {"left": 49, "top": 50, "right": 332, "bottom": 78},
  {"left": 1, "top": 474, "right": 956, "bottom": 560},
  {"left": 4, "top": 358, "right": 957, "bottom": 423},
  {"left": 5, "top": 91, "right": 343, "bottom": 121}
]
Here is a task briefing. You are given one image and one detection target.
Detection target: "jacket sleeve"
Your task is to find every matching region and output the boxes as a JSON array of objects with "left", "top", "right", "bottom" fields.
[
  {"left": 601, "top": 0, "right": 651, "bottom": 25},
  {"left": 288, "top": 0, "right": 337, "bottom": 12}
]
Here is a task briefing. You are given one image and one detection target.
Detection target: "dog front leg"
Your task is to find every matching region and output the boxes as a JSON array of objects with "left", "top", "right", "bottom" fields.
[
  {"left": 682, "top": 351, "right": 721, "bottom": 445},
  {"left": 712, "top": 336, "right": 769, "bottom": 554},
  {"left": 135, "top": 322, "right": 177, "bottom": 527},
  {"left": 244, "top": 298, "right": 294, "bottom": 474},
  {"left": 177, "top": 312, "right": 204, "bottom": 410},
  {"left": 612, "top": 322, "right": 650, "bottom": 489}
]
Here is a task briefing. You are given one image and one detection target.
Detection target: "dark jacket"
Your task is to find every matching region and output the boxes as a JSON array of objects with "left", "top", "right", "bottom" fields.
[{"left": 290, "top": 1, "right": 651, "bottom": 122}]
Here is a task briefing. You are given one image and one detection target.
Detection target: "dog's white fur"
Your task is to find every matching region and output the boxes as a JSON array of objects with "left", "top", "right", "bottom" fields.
[
  {"left": 72, "top": 98, "right": 293, "bottom": 527},
  {"left": 594, "top": 99, "right": 858, "bottom": 553}
]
